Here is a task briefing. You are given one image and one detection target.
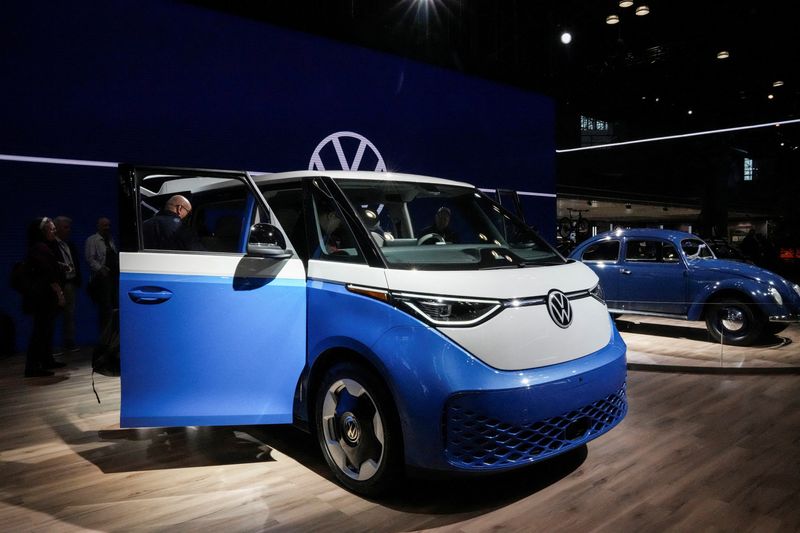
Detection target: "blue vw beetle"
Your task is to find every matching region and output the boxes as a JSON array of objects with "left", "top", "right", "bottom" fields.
[{"left": 569, "top": 229, "right": 800, "bottom": 345}]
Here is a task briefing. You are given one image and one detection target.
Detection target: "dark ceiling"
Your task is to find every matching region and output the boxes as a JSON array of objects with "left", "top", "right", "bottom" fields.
[{"left": 190, "top": 0, "right": 800, "bottom": 147}]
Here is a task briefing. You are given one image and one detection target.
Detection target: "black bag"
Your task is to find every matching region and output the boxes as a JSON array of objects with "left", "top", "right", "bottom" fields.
[
  {"left": 92, "top": 309, "right": 120, "bottom": 377},
  {"left": 9, "top": 261, "right": 32, "bottom": 295},
  {"left": 87, "top": 274, "right": 103, "bottom": 304}
]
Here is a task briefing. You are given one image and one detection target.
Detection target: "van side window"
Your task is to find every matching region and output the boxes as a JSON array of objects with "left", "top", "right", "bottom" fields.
[
  {"left": 309, "top": 185, "right": 366, "bottom": 264},
  {"left": 582, "top": 240, "right": 620, "bottom": 262},
  {"left": 262, "top": 188, "right": 308, "bottom": 261},
  {"left": 139, "top": 175, "right": 254, "bottom": 253}
]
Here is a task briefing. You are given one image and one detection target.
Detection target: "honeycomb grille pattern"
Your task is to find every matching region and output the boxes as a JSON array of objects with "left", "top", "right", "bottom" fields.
[{"left": 445, "top": 385, "right": 627, "bottom": 469}]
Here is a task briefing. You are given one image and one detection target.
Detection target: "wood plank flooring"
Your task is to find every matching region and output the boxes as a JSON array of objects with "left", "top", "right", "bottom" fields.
[
  {"left": 1, "top": 350, "right": 798, "bottom": 532},
  {"left": 618, "top": 317, "right": 800, "bottom": 368}
]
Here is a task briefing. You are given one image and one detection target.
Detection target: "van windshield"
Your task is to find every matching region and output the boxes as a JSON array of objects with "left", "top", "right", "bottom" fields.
[{"left": 335, "top": 179, "right": 564, "bottom": 270}]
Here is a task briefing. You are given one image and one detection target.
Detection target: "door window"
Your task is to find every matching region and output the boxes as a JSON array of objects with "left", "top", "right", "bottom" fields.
[
  {"left": 309, "top": 182, "right": 366, "bottom": 264},
  {"left": 582, "top": 240, "right": 620, "bottom": 262},
  {"left": 138, "top": 174, "right": 257, "bottom": 253},
  {"left": 625, "top": 240, "right": 681, "bottom": 263}
]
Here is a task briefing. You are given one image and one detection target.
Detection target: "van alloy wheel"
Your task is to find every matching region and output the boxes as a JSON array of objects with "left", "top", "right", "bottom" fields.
[{"left": 315, "top": 363, "right": 401, "bottom": 496}]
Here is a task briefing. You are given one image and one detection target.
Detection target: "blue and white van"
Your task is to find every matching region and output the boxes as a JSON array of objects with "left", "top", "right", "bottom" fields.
[{"left": 118, "top": 165, "right": 627, "bottom": 495}]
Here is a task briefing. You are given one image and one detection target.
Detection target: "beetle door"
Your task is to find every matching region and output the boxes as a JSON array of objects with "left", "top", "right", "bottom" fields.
[
  {"left": 620, "top": 238, "right": 688, "bottom": 315},
  {"left": 117, "top": 165, "right": 306, "bottom": 428}
]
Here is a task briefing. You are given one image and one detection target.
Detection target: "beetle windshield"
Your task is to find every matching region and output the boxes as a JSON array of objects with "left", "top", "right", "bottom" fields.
[
  {"left": 335, "top": 179, "right": 564, "bottom": 270},
  {"left": 681, "top": 238, "right": 716, "bottom": 259}
]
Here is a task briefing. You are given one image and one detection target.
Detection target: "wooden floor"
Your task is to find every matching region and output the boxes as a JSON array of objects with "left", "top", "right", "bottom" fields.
[
  {"left": 619, "top": 317, "right": 800, "bottom": 369},
  {"left": 1, "top": 350, "right": 799, "bottom": 532}
]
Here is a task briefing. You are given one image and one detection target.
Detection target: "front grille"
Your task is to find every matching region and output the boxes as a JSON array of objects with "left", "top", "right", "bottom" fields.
[{"left": 445, "top": 384, "right": 627, "bottom": 469}]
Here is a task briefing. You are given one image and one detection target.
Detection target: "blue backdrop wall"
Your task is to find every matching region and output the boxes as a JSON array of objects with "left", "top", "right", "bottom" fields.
[{"left": 1, "top": 1, "right": 555, "bottom": 352}]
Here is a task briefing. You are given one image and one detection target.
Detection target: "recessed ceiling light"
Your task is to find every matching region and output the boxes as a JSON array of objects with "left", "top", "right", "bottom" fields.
[
  {"left": 619, "top": 0, "right": 633, "bottom": 7},
  {"left": 688, "top": 109, "right": 693, "bottom": 115},
  {"left": 560, "top": 32, "right": 572, "bottom": 44},
  {"left": 655, "top": 97, "right": 660, "bottom": 102},
  {"left": 773, "top": 80, "right": 784, "bottom": 87},
  {"left": 716, "top": 50, "right": 730, "bottom": 59},
  {"left": 635, "top": 5, "right": 650, "bottom": 16},
  {"left": 606, "top": 14, "right": 620, "bottom": 24},
  {"left": 768, "top": 94, "right": 774, "bottom": 100}
]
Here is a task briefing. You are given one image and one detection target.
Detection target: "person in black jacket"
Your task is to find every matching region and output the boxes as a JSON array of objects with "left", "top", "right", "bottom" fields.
[
  {"left": 142, "top": 195, "right": 202, "bottom": 250},
  {"left": 24, "top": 217, "right": 66, "bottom": 377},
  {"left": 52, "top": 215, "right": 81, "bottom": 353}
]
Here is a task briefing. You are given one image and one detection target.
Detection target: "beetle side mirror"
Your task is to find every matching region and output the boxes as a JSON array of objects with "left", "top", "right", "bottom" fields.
[{"left": 247, "top": 223, "right": 292, "bottom": 259}]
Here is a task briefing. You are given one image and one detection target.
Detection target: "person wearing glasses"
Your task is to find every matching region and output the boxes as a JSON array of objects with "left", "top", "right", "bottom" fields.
[
  {"left": 85, "top": 217, "right": 119, "bottom": 336},
  {"left": 142, "top": 194, "right": 202, "bottom": 251}
]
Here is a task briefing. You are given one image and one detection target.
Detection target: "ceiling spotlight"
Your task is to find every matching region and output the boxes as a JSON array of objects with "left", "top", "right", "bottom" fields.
[
  {"left": 773, "top": 80, "right": 784, "bottom": 87},
  {"left": 716, "top": 50, "right": 730, "bottom": 59},
  {"left": 560, "top": 32, "right": 572, "bottom": 44},
  {"left": 688, "top": 109, "right": 693, "bottom": 115},
  {"left": 619, "top": 0, "right": 633, "bottom": 6},
  {"left": 606, "top": 14, "right": 620, "bottom": 24},
  {"left": 655, "top": 97, "right": 660, "bottom": 102},
  {"left": 635, "top": 5, "right": 650, "bottom": 16},
  {"left": 768, "top": 94, "right": 774, "bottom": 100}
]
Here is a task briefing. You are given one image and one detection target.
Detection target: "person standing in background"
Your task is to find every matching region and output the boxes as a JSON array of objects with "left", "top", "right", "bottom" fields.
[
  {"left": 52, "top": 216, "right": 81, "bottom": 353},
  {"left": 85, "top": 217, "right": 119, "bottom": 336},
  {"left": 24, "top": 217, "right": 66, "bottom": 377}
]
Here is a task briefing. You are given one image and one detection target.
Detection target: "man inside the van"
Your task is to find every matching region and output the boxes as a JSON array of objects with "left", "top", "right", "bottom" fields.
[
  {"left": 421, "top": 206, "right": 458, "bottom": 243},
  {"left": 142, "top": 195, "right": 203, "bottom": 251}
]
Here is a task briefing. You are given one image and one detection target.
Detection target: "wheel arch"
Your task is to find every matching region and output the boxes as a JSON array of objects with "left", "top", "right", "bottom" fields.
[
  {"left": 301, "top": 345, "right": 405, "bottom": 447},
  {"left": 688, "top": 282, "right": 762, "bottom": 321}
]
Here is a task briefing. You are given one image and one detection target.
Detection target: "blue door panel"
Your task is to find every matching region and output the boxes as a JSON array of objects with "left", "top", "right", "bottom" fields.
[{"left": 120, "top": 272, "right": 306, "bottom": 427}]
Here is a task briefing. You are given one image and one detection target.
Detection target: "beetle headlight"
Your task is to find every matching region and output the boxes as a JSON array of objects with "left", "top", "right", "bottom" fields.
[
  {"left": 393, "top": 292, "right": 503, "bottom": 327},
  {"left": 590, "top": 283, "right": 606, "bottom": 305},
  {"left": 768, "top": 286, "right": 783, "bottom": 306}
]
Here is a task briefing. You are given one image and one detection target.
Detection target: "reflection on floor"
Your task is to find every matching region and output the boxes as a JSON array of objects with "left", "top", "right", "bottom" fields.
[{"left": 616, "top": 315, "right": 800, "bottom": 368}]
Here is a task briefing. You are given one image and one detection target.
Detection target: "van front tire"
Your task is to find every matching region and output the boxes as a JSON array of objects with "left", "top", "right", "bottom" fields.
[{"left": 314, "top": 362, "right": 402, "bottom": 496}]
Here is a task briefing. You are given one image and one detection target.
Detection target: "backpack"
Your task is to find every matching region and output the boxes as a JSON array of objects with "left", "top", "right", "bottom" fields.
[{"left": 9, "top": 261, "right": 32, "bottom": 295}]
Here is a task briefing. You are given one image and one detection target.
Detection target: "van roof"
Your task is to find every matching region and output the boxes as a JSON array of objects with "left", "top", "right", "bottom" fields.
[{"left": 250, "top": 170, "right": 474, "bottom": 188}]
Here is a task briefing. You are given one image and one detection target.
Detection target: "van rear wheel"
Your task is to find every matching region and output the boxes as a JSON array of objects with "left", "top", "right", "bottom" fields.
[{"left": 315, "top": 362, "right": 401, "bottom": 496}]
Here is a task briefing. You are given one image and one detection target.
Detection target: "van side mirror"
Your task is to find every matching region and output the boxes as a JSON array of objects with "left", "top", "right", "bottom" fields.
[{"left": 247, "top": 223, "right": 292, "bottom": 259}]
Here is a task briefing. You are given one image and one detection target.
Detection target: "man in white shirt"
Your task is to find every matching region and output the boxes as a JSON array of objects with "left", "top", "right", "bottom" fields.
[
  {"left": 85, "top": 217, "right": 119, "bottom": 335},
  {"left": 53, "top": 216, "right": 81, "bottom": 352}
]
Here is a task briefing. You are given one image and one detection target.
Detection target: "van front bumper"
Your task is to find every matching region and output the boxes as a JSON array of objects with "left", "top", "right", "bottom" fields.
[{"left": 372, "top": 318, "right": 628, "bottom": 473}]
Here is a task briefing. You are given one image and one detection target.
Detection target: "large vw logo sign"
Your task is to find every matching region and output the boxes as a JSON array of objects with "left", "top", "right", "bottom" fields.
[
  {"left": 546, "top": 290, "right": 573, "bottom": 329},
  {"left": 309, "top": 131, "right": 386, "bottom": 172}
]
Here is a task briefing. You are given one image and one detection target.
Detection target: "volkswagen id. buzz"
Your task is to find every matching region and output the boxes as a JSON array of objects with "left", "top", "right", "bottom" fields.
[{"left": 118, "top": 165, "right": 627, "bottom": 495}]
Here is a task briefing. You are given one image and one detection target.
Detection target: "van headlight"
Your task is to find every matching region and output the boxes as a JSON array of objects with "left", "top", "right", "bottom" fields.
[
  {"left": 590, "top": 283, "right": 606, "bottom": 305},
  {"left": 768, "top": 286, "right": 783, "bottom": 306},
  {"left": 392, "top": 292, "right": 503, "bottom": 327}
]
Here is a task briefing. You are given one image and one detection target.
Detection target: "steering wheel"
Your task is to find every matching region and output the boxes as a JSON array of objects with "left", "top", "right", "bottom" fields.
[{"left": 417, "top": 233, "right": 446, "bottom": 246}]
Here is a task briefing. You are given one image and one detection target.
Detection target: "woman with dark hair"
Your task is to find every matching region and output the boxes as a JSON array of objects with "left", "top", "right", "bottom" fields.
[{"left": 24, "top": 217, "right": 66, "bottom": 377}]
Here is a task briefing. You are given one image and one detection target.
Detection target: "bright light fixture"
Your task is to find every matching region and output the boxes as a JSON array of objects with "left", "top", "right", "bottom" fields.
[
  {"left": 635, "top": 5, "right": 650, "bottom": 16},
  {"left": 716, "top": 50, "right": 730, "bottom": 59},
  {"left": 687, "top": 109, "right": 693, "bottom": 115},
  {"left": 768, "top": 94, "right": 774, "bottom": 100},
  {"left": 773, "top": 80, "right": 784, "bottom": 87},
  {"left": 606, "top": 14, "right": 620, "bottom": 24},
  {"left": 560, "top": 32, "right": 572, "bottom": 44},
  {"left": 619, "top": 0, "right": 633, "bottom": 6}
]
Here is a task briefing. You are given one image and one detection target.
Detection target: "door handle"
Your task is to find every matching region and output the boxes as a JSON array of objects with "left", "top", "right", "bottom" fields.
[
  {"left": 128, "top": 287, "right": 173, "bottom": 304},
  {"left": 620, "top": 268, "right": 632, "bottom": 275}
]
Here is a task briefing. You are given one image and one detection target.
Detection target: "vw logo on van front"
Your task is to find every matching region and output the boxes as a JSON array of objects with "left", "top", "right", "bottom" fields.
[
  {"left": 546, "top": 290, "right": 573, "bottom": 329},
  {"left": 309, "top": 131, "right": 387, "bottom": 172}
]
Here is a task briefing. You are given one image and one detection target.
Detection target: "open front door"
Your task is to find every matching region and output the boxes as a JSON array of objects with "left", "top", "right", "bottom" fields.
[{"left": 117, "top": 165, "right": 306, "bottom": 427}]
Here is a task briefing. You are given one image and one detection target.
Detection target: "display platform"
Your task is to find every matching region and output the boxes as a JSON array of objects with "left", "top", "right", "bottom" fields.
[{"left": 617, "top": 316, "right": 800, "bottom": 369}]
